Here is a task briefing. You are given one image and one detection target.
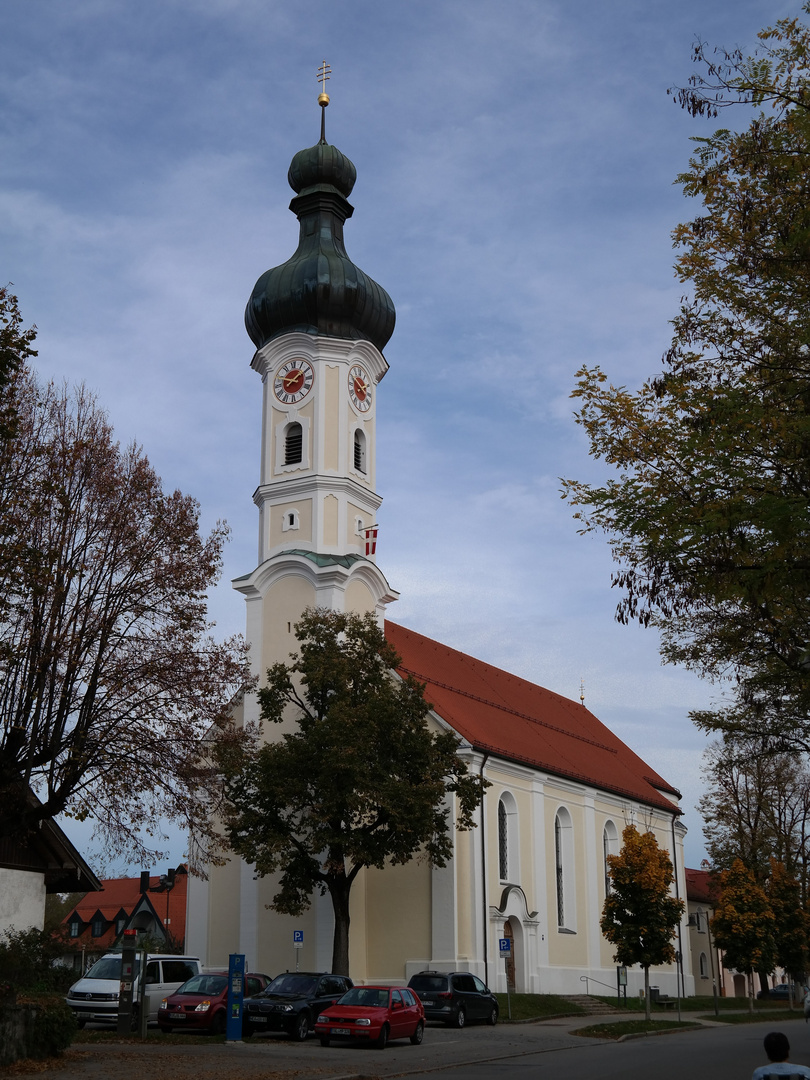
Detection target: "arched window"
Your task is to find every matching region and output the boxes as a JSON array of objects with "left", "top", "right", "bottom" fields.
[
  {"left": 497, "top": 792, "right": 519, "bottom": 883},
  {"left": 603, "top": 820, "right": 619, "bottom": 896},
  {"left": 284, "top": 422, "right": 303, "bottom": 465},
  {"left": 555, "top": 807, "right": 575, "bottom": 930},
  {"left": 699, "top": 952, "right": 709, "bottom": 978},
  {"left": 498, "top": 800, "right": 508, "bottom": 880},
  {"left": 353, "top": 428, "right": 366, "bottom": 473}
]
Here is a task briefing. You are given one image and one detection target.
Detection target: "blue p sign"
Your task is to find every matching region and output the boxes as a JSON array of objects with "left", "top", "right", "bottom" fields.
[{"left": 499, "top": 937, "right": 511, "bottom": 956}]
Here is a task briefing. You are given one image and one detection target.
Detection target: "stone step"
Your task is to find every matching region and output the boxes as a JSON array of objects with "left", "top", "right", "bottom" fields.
[{"left": 560, "top": 994, "right": 624, "bottom": 1014}]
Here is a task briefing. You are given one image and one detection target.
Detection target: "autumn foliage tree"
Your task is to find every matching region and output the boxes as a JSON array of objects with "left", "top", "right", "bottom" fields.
[
  {"left": 0, "top": 297, "right": 251, "bottom": 863},
  {"left": 562, "top": 9, "right": 810, "bottom": 746},
  {"left": 768, "top": 860, "right": 809, "bottom": 1001},
  {"left": 710, "top": 859, "right": 776, "bottom": 1011},
  {"left": 218, "top": 608, "right": 486, "bottom": 977},
  {"left": 600, "top": 825, "right": 685, "bottom": 1020}
]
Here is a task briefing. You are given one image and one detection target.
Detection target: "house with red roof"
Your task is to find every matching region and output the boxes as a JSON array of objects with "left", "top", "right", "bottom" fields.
[
  {"left": 185, "top": 96, "right": 693, "bottom": 998},
  {"left": 59, "top": 866, "right": 188, "bottom": 972}
]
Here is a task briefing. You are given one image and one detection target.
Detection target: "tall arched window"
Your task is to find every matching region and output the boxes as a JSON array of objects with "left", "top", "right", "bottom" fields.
[
  {"left": 498, "top": 800, "right": 508, "bottom": 880},
  {"left": 497, "top": 792, "right": 519, "bottom": 883},
  {"left": 603, "top": 820, "right": 619, "bottom": 896},
  {"left": 555, "top": 807, "right": 575, "bottom": 930},
  {"left": 353, "top": 428, "right": 366, "bottom": 473},
  {"left": 699, "top": 952, "right": 709, "bottom": 978},
  {"left": 284, "top": 422, "right": 303, "bottom": 465}
]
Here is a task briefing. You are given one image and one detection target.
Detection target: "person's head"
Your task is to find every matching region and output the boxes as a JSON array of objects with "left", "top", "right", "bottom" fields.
[{"left": 764, "top": 1032, "right": 791, "bottom": 1063}]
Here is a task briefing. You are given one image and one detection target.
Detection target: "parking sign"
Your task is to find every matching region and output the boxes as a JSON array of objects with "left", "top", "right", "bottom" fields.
[
  {"left": 293, "top": 930, "right": 304, "bottom": 948},
  {"left": 499, "top": 937, "right": 511, "bottom": 956}
]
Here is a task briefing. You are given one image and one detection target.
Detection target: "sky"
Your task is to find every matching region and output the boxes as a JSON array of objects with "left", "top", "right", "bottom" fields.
[{"left": 0, "top": 0, "right": 796, "bottom": 876}]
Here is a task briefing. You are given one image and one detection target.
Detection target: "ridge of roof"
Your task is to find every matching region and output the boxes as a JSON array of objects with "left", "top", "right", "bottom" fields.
[
  {"left": 397, "top": 664, "right": 619, "bottom": 755},
  {"left": 385, "top": 620, "right": 682, "bottom": 814}
]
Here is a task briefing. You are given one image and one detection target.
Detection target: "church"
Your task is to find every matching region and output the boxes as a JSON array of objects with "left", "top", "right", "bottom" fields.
[{"left": 185, "top": 84, "right": 693, "bottom": 1000}]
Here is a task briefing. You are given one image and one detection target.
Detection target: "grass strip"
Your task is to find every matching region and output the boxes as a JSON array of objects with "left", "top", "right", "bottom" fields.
[
  {"left": 493, "top": 993, "right": 586, "bottom": 1021},
  {"left": 576, "top": 1019, "right": 700, "bottom": 1040}
]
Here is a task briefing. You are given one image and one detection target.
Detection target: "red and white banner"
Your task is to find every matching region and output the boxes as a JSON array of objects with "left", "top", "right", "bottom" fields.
[{"left": 364, "top": 526, "right": 378, "bottom": 556}]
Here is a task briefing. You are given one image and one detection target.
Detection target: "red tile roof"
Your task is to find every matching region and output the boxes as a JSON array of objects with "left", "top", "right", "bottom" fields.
[
  {"left": 685, "top": 867, "right": 717, "bottom": 904},
  {"left": 63, "top": 869, "right": 188, "bottom": 947},
  {"left": 385, "top": 621, "right": 681, "bottom": 814}
]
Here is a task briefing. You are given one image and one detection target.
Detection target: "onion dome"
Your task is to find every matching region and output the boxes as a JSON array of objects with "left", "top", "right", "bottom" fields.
[{"left": 245, "top": 136, "right": 396, "bottom": 354}]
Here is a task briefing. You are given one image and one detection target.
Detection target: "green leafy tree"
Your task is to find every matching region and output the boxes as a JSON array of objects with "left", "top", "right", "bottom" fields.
[
  {"left": 0, "top": 339, "right": 252, "bottom": 862},
  {"left": 218, "top": 608, "right": 486, "bottom": 977},
  {"left": 711, "top": 858, "right": 776, "bottom": 1011},
  {"left": 600, "top": 825, "right": 685, "bottom": 1020},
  {"left": 562, "top": 8, "right": 810, "bottom": 747}
]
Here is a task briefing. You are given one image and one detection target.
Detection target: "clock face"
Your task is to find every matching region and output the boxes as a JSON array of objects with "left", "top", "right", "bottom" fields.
[
  {"left": 349, "top": 365, "right": 372, "bottom": 412},
  {"left": 274, "top": 359, "right": 314, "bottom": 404}
]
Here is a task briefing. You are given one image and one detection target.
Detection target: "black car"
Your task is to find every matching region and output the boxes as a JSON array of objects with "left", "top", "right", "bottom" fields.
[
  {"left": 242, "top": 971, "right": 353, "bottom": 1040},
  {"left": 407, "top": 971, "right": 498, "bottom": 1028},
  {"left": 757, "top": 984, "right": 804, "bottom": 1001}
]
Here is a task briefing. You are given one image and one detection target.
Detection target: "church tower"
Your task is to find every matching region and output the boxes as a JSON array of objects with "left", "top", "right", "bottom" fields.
[{"left": 235, "top": 80, "right": 398, "bottom": 706}]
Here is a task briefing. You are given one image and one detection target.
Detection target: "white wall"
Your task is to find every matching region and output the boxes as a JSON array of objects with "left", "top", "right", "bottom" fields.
[{"left": 0, "top": 869, "right": 46, "bottom": 934}]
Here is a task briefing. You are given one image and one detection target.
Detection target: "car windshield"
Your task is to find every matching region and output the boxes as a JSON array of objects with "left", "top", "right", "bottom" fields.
[
  {"left": 177, "top": 975, "right": 227, "bottom": 996},
  {"left": 83, "top": 957, "right": 140, "bottom": 981},
  {"left": 409, "top": 975, "right": 446, "bottom": 992},
  {"left": 339, "top": 987, "right": 389, "bottom": 1008},
  {"left": 263, "top": 974, "right": 318, "bottom": 996}
]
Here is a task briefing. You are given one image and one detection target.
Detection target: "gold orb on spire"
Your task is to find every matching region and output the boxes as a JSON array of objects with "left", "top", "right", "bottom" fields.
[{"left": 317, "top": 59, "right": 331, "bottom": 107}]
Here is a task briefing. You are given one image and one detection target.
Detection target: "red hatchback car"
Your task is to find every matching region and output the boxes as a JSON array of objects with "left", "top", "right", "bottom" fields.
[
  {"left": 158, "top": 971, "right": 271, "bottom": 1034},
  {"left": 315, "top": 985, "right": 424, "bottom": 1049}
]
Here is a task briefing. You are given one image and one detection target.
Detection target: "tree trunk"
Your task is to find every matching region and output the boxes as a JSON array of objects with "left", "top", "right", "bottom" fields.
[
  {"left": 328, "top": 879, "right": 352, "bottom": 977},
  {"left": 748, "top": 972, "right": 754, "bottom": 1014},
  {"left": 644, "top": 966, "right": 650, "bottom": 1022}
]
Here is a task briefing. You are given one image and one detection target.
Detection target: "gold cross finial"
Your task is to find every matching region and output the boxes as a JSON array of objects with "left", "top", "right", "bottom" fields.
[
  {"left": 317, "top": 60, "right": 331, "bottom": 107},
  {"left": 580, "top": 677, "right": 585, "bottom": 705}
]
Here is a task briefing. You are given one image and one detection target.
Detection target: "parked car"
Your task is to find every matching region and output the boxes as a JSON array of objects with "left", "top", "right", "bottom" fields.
[
  {"left": 157, "top": 971, "right": 271, "bottom": 1034},
  {"left": 407, "top": 970, "right": 498, "bottom": 1027},
  {"left": 65, "top": 953, "right": 202, "bottom": 1028},
  {"left": 316, "top": 985, "right": 424, "bottom": 1048},
  {"left": 242, "top": 971, "right": 353, "bottom": 1041},
  {"left": 757, "top": 983, "right": 805, "bottom": 1001}
]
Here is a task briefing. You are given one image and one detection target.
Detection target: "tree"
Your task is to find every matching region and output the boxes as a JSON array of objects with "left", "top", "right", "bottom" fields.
[
  {"left": 0, "top": 355, "right": 251, "bottom": 864},
  {"left": 600, "top": 825, "right": 685, "bottom": 1020},
  {"left": 768, "top": 860, "right": 809, "bottom": 1002},
  {"left": 0, "top": 285, "right": 36, "bottom": 444},
  {"left": 698, "top": 738, "right": 810, "bottom": 890},
  {"left": 562, "top": 8, "right": 810, "bottom": 746},
  {"left": 710, "top": 859, "right": 776, "bottom": 1011},
  {"left": 217, "top": 608, "right": 486, "bottom": 976}
]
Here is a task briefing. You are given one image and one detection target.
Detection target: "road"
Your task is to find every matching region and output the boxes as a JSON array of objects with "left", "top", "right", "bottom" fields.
[{"left": 6, "top": 1012, "right": 810, "bottom": 1080}]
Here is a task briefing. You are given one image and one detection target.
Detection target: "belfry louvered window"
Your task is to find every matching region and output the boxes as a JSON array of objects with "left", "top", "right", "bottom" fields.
[
  {"left": 354, "top": 428, "right": 366, "bottom": 473},
  {"left": 285, "top": 422, "right": 303, "bottom": 465}
]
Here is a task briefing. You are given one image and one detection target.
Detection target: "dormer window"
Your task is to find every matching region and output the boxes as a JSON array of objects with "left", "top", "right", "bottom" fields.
[
  {"left": 353, "top": 428, "right": 366, "bottom": 473},
  {"left": 285, "top": 422, "right": 303, "bottom": 465},
  {"left": 91, "top": 917, "right": 104, "bottom": 937},
  {"left": 69, "top": 918, "right": 80, "bottom": 938}
]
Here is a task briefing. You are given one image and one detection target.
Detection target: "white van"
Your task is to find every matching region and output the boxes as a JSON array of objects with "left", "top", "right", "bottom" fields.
[{"left": 65, "top": 953, "right": 201, "bottom": 1027}]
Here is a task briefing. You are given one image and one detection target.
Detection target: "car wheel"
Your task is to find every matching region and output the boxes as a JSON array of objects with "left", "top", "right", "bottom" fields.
[
  {"left": 159, "top": 1025, "right": 172, "bottom": 1034},
  {"left": 129, "top": 1007, "right": 139, "bottom": 1033},
  {"left": 241, "top": 1024, "right": 254, "bottom": 1039},
  {"left": 487, "top": 1005, "right": 498, "bottom": 1026},
  {"left": 319, "top": 1037, "right": 330, "bottom": 1047},
  {"left": 210, "top": 1011, "right": 226, "bottom": 1036},
  {"left": 75, "top": 1018, "right": 87, "bottom": 1030},
  {"left": 410, "top": 1021, "right": 424, "bottom": 1045},
  {"left": 374, "top": 1023, "right": 389, "bottom": 1050},
  {"left": 292, "top": 1011, "right": 310, "bottom": 1041},
  {"left": 452, "top": 1006, "right": 466, "bottom": 1029}
]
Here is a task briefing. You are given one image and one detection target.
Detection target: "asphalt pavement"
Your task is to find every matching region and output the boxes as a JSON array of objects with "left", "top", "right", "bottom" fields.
[{"left": 4, "top": 1011, "right": 809, "bottom": 1080}]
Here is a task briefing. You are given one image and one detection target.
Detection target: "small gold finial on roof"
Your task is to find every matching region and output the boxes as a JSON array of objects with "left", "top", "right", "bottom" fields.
[
  {"left": 580, "top": 677, "right": 585, "bottom": 706},
  {"left": 317, "top": 60, "right": 331, "bottom": 107}
]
